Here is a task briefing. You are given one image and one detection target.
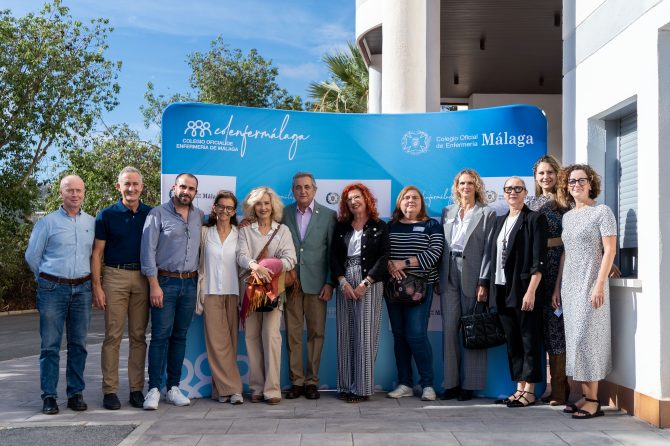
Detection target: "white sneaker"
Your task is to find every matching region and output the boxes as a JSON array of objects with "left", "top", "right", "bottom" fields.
[
  {"left": 230, "top": 394, "right": 244, "bottom": 405},
  {"left": 421, "top": 387, "right": 437, "bottom": 401},
  {"left": 143, "top": 387, "right": 160, "bottom": 410},
  {"left": 387, "top": 384, "right": 414, "bottom": 399},
  {"left": 166, "top": 386, "right": 191, "bottom": 407}
]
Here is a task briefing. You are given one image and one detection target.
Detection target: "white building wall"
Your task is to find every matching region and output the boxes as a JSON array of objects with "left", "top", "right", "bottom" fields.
[
  {"left": 563, "top": 0, "right": 670, "bottom": 399},
  {"left": 469, "top": 94, "right": 562, "bottom": 161}
]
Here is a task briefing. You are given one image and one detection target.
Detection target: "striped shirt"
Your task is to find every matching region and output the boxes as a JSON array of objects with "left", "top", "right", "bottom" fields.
[{"left": 388, "top": 218, "right": 445, "bottom": 283}]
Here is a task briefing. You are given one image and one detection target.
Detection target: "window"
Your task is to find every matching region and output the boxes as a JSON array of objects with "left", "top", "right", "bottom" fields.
[{"left": 616, "top": 112, "right": 638, "bottom": 277}]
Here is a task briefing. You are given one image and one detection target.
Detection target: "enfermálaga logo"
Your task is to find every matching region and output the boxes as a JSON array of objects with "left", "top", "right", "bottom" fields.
[
  {"left": 401, "top": 130, "right": 430, "bottom": 155},
  {"left": 184, "top": 120, "right": 212, "bottom": 137}
]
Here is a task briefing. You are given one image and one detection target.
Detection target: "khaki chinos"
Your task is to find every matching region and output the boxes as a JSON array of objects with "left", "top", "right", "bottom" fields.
[{"left": 101, "top": 266, "right": 149, "bottom": 394}]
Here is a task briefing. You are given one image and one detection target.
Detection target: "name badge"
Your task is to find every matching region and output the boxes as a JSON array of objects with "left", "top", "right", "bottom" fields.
[{"left": 413, "top": 226, "right": 425, "bottom": 232}]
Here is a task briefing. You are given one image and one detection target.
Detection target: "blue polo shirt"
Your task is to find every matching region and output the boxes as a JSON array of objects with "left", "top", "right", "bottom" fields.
[{"left": 95, "top": 199, "right": 152, "bottom": 265}]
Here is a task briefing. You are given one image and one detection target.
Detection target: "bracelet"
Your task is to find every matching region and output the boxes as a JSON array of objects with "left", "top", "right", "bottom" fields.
[{"left": 362, "top": 278, "right": 372, "bottom": 288}]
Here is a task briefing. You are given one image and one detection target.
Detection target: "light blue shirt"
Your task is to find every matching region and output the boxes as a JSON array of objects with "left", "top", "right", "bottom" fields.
[
  {"left": 25, "top": 206, "right": 95, "bottom": 279},
  {"left": 140, "top": 199, "right": 204, "bottom": 277}
]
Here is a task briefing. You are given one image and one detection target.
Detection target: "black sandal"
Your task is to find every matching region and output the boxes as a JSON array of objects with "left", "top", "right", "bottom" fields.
[
  {"left": 346, "top": 394, "right": 369, "bottom": 404},
  {"left": 507, "top": 391, "right": 536, "bottom": 408},
  {"left": 494, "top": 389, "right": 523, "bottom": 405},
  {"left": 572, "top": 398, "right": 604, "bottom": 419},
  {"left": 563, "top": 394, "right": 586, "bottom": 414},
  {"left": 338, "top": 392, "right": 350, "bottom": 401}
]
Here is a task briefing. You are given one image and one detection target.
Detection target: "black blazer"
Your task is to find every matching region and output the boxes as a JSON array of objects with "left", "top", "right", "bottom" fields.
[
  {"left": 330, "top": 218, "right": 389, "bottom": 282},
  {"left": 489, "top": 205, "right": 548, "bottom": 309}
]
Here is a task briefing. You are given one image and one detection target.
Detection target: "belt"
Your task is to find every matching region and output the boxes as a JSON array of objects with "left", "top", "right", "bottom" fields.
[
  {"left": 547, "top": 237, "right": 563, "bottom": 248},
  {"left": 158, "top": 270, "right": 198, "bottom": 279},
  {"left": 39, "top": 272, "right": 91, "bottom": 285},
  {"left": 451, "top": 251, "right": 464, "bottom": 258},
  {"left": 105, "top": 263, "right": 141, "bottom": 271}
]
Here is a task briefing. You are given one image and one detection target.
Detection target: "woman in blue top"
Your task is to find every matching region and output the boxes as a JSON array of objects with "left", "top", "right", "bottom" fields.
[{"left": 385, "top": 185, "right": 444, "bottom": 401}]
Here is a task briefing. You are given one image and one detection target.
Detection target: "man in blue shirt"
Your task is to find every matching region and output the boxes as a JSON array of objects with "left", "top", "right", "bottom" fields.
[
  {"left": 140, "top": 173, "right": 203, "bottom": 410},
  {"left": 25, "top": 175, "right": 95, "bottom": 415},
  {"left": 92, "top": 167, "right": 152, "bottom": 410}
]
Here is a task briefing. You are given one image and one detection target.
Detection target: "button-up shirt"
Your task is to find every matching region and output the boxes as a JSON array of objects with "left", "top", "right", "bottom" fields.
[
  {"left": 95, "top": 199, "right": 151, "bottom": 265},
  {"left": 25, "top": 206, "right": 95, "bottom": 279},
  {"left": 140, "top": 199, "right": 204, "bottom": 277},
  {"left": 295, "top": 201, "right": 314, "bottom": 241},
  {"left": 450, "top": 207, "right": 474, "bottom": 252}
]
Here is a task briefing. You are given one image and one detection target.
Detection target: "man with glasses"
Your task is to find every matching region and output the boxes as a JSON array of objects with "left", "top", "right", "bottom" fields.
[
  {"left": 92, "top": 167, "right": 152, "bottom": 410},
  {"left": 25, "top": 175, "right": 95, "bottom": 415},
  {"left": 140, "top": 173, "right": 204, "bottom": 410},
  {"left": 281, "top": 172, "right": 336, "bottom": 400}
]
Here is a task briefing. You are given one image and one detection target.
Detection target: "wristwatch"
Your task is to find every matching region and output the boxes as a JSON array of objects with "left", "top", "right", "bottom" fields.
[
  {"left": 404, "top": 258, "right": 411, "bottom": 267},
  {"left": 362, "top": 278, "right": 372, "bottom": 288}
]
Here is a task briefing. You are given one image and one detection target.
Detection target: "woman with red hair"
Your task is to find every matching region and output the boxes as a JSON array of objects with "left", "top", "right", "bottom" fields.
[{"left": 330, "top": 183, "right": 389, "bottom": 403}]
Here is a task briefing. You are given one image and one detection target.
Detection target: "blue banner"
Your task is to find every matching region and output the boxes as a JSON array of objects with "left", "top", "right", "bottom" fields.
[{"left": 161, "top": 103, "right": 547, "bottom": 399}]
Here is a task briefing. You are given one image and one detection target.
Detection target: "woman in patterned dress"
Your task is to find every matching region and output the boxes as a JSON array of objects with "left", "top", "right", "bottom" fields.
[
  {"left": 527, "top": 156, "right": 570, "bottom": 406},
  {"left": 330, "top": 183, "right": 389, "bottom": 403},
  {"left": 556, "top": 164, "right": 617, "bottom": 419}
]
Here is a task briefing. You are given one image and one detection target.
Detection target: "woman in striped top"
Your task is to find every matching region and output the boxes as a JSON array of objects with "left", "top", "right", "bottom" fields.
[{"left": 385, "top": 185, "right": 444, "bottom": 401}]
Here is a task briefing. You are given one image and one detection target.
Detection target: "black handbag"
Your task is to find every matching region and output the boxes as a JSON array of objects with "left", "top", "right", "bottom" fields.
[
  {"left": 460, "top": 302, "right": 507, "bottom": 349},
  {"left": 386, "top": 271, "right": 428, "bottom": 305}
]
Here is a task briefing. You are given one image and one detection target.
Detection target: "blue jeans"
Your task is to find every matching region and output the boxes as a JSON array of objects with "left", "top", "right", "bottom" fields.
[
  {"left": 37, "top": 277, "right": 92, "bottom": 400},
  {"left": 147, "top": 276, "right": 197, "bottom": 390},
  {"left": 385, "top": 284, "right": 434, "bottom": 388}
]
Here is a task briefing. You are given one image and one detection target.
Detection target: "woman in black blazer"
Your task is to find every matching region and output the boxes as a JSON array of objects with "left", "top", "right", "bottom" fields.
[{"left": 490, "top": 177, "right": 548, "bottom": 408}]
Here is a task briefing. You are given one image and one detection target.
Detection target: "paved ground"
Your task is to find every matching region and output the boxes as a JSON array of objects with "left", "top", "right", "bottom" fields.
[{"left": 0, "top": 313, "right": 668, "bottom": 445}]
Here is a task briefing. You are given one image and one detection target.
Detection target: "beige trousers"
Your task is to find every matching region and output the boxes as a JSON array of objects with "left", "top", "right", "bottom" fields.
[
  {"left": 245, "top": 305, "right": 283, "bottom": 399},
  {"left": 203, "top": 294, "right": 242, "bottom": 398},
  {"left": 284, "top": 288, "right": 327, "bottom": 386},
  {"left": 101, "top": 267, "right": 149, "bottom": 394}
]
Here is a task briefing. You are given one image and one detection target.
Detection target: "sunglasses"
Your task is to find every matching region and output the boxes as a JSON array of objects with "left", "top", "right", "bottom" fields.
[{"left": 503, "top": 186, "right": 525, "bottom": 194}]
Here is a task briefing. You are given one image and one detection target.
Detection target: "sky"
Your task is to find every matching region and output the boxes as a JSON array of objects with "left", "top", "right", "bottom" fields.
[{"left": 8, "top": 0, "right": 356, "bottom": 138}]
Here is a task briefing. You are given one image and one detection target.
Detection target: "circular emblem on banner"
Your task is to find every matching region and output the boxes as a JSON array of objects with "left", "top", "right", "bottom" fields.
[
  {"left": 485, "top": 190, "right": 497, "bottom": 203},
  {"left": 401, "top": 130, "right": 431, "bottom": 155},
  {"left": 326, "top": 192, "right": 340, "bottom": 205}
]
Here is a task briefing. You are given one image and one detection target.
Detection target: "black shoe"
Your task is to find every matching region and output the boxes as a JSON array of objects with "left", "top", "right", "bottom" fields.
[
  {"left": 103, "top": 393, "right": 121, "bottom": 410},
  {"left": 305, "top": 384, "right": 320, "bottom": 400},
  {"left": 285, "top": 385, "right": 304, "bottom": 399},
  {"left": 42, "top": 396, "right": 59, "bottom": 415},
  {"left": 441, "top": 386, "right": 461, "bottom": 400},
  {"left": 129, "top": 391, "right": 144, "bottom": 408},
  {"left": 67, "top": 394, "right": 88, "bottom": 411},
  {"left": 457, "top": 389, "right": 473, "bottom": 401}
]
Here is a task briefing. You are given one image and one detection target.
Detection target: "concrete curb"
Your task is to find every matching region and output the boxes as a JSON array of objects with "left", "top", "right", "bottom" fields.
[{"left": 0, "top": 309, "right": 37, "bottom": 317}]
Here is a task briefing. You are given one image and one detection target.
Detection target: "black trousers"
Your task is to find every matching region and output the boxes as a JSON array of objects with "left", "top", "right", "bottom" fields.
[{"left": 496, "top": 286, "right": 543, "bottom": 383}]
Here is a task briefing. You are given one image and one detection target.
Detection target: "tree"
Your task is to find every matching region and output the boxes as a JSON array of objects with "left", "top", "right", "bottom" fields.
[
  {"left": 141, "top": 36, "right": 302, "bottom": 128},
  {"left": 0, "top": 1, "right": 120, "bottom": 309},
  {"left": 44, "top": 125, "right": 161, "bottom": 216},
  {"left": 308, "top": 42, "right": 368, "bottom": 113},
  {"left": 0, "top": 1, "right": 121, "bottom": 191}
]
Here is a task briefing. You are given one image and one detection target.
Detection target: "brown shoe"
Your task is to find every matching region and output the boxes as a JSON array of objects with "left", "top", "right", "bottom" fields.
[
  {"left": 285, "top": 385, "right": 304, "bottom": 399},
  {"left": 305, "top": 385, "right": 320, "bottom": 400},
  {"left": 266, "top": 397, "right": 281, "bottom": 405},
  {"left": 251, "top": 394, "right": 263, "bottom": 403}
]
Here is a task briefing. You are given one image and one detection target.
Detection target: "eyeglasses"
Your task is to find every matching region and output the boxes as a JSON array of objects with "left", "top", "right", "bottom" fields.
[
  {"left": 503, "top": 186, "right": 525, "bottom": 194},
  {"left": 567, "top": 177, "right": 590, "bottom": 187},
  {"left": 214, "top": 204, "right": 236, "bottom": 212},
  {"left": 347, "top": 194, "right": 362, "bottom": 203}
]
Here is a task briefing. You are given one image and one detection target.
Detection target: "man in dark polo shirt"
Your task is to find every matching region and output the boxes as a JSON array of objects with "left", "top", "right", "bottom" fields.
[{"left": 92, "top": 166, "right": 152, "bottom": 410}]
